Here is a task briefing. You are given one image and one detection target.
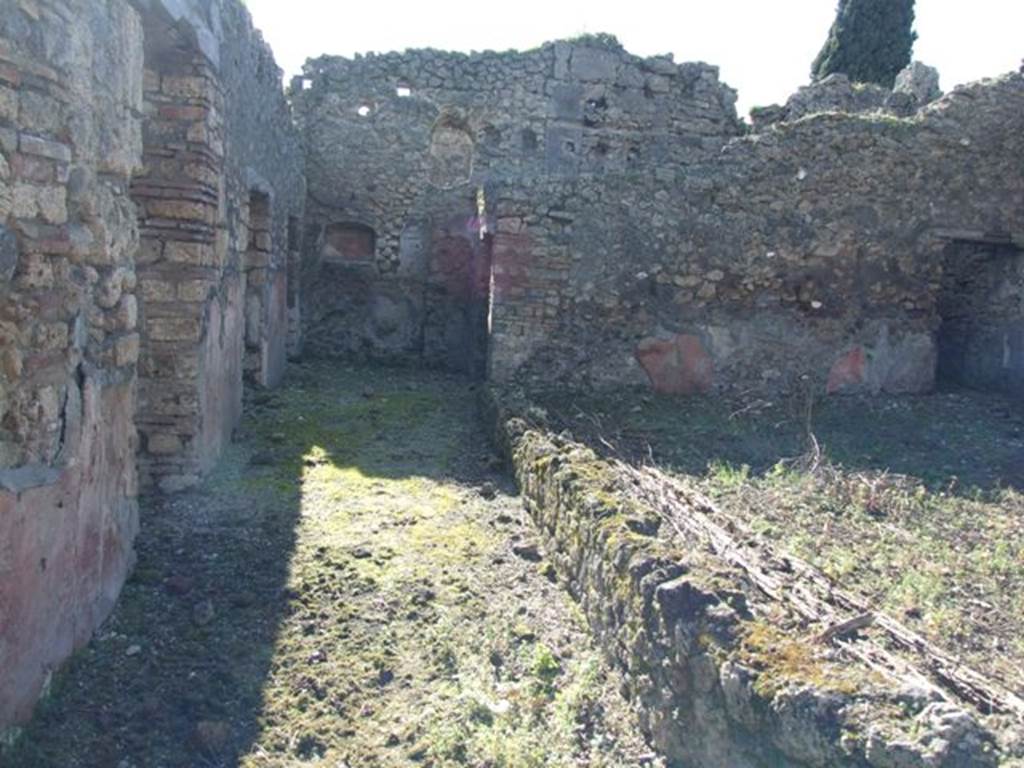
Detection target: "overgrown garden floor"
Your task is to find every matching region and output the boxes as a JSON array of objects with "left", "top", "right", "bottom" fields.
[
  {"left": 6, "top": 363, "right": 658, "bottom": 768},
  {"left": 535, "top": 384, "right": 1024, "bottom": 698}
]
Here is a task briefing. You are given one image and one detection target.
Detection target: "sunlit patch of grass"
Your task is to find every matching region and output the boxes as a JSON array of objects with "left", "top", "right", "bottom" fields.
[
  {"left": 707, "top": 460, "right": 750, "bottom": 488},
  {"left": 5, "top": 362, "right": 657, "bottom": 768}
]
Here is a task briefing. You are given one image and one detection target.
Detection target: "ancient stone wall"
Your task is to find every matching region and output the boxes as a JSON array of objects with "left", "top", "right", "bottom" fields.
[
  {"left": 489, "top": 72, "right": 1024, "bottom": 394},
  {"left": 132, "top": 0, "right": 305, "bottom": 491},
  {"left": 0, "top": 0, "right": 143, "bottom": 731},
  {"left": 293, "top": 37, "right": 741, "bottom": 373},
  {"left": 485, "top": 389, "right": 1009, "bottom": 768},
  {"left": 297, "top": 38, "right": 1023, "bottom": 395},
  {"left": 0, "top": 0, "right": 304, "bottom": 733}
]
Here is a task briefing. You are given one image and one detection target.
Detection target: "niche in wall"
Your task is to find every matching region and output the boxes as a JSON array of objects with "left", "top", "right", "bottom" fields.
[
  {"left": 428, "top": 113, "right": 474, "bottom": 188},
  {"left": 322, "top": 222, "right": 376, "bottom": 263}
]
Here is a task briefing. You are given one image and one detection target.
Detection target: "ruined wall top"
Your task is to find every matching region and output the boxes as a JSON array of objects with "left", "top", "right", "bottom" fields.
[{"left": 295, "top": 35, "right": 743, "bottom": 201}]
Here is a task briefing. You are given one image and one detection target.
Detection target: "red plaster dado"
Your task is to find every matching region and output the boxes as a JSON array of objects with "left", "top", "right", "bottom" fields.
[
  {"left": 0, "top": 379, "right": 138, "bottom": 728},
  {"left": 635, "top": 334, "right": 714, "bottom": 394},
  {"left": 827, "top": 346, "right": 867, "bottom": 394}
]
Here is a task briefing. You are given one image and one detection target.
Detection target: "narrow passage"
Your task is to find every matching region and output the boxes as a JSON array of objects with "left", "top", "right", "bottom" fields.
[{"left": 8, "top": 362, "right": 659, "bottom": 768}]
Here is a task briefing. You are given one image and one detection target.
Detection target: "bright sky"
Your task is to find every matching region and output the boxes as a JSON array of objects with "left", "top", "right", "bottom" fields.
[{"left": 245, "top": 0, "right": 1023, "bottom": 116}]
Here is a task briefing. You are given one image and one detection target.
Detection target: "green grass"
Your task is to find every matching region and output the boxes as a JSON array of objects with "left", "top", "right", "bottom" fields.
[
  {"left": 3, "top": 361, "right": 657, "bottom": 768},
  {"left": 537, "top": 384, "right": 1024, "bottom": 695}
]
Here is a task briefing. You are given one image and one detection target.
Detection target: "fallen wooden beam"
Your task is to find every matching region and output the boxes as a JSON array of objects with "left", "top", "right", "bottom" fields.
[{"left": 620, "top": 461, "right": 1024, "bottom": 721}]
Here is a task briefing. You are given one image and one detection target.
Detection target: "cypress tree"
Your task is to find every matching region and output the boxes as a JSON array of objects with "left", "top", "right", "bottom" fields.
[{"left": 812, "top": 0, "right": 917, "bottom": 87}]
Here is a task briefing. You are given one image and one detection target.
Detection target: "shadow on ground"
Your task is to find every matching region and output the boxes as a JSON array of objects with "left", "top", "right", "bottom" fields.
[
  {"left": 537, "top": 385, "right": 1024, "bottom": 496},
  {"left": 4, "top": 363, "right": 496, "bottom": 766},
  {"left": 6, "top": 362, "right": 655, "bottom": 768}
]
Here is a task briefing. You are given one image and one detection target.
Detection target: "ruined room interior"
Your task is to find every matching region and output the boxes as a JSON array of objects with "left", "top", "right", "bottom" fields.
[{"left": 1, "top": 0, "right": 1023, "bottom": 766}]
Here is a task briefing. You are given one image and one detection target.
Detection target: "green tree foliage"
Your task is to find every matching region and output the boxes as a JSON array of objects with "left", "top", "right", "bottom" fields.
[{"left": 812, "top": 0, "right": 917, "bottom": 87}]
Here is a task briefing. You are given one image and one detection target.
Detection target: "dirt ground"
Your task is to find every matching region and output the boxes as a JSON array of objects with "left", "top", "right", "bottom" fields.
[
  {"left": 536, "top": 384, "right": 1024, "bottom": 699},
  {"left": 5, "top": 363, "right": 660, "bottom": 768}
]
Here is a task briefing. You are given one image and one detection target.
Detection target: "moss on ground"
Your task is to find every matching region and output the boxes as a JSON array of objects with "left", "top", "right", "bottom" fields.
[{"left": 4, "top": 362, "right": 659, "bottom": 768}]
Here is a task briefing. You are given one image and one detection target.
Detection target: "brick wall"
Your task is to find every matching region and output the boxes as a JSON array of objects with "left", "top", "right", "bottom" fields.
[
  {"left": 0, "top": 0, "right": 305, "bottom": 732},
  {"left": 0, "top": 0, "right": 143, "bottom": 731}
]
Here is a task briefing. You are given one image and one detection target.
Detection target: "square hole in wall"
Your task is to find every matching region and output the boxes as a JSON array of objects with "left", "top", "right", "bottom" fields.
[
  {"left": 322, "top": 222, "right": 376, "bottom": 263},
  {"left": 396, "top": 85, "right": 411, "bottom": 97}
]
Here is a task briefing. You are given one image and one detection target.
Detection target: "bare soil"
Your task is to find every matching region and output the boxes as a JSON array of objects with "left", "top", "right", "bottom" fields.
[{"left": 5, "top": 363, "right": 660, "bottom": 768}]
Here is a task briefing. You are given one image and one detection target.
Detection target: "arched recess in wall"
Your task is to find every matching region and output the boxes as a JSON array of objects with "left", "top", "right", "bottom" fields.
[
  {"left": 428, "top": 112, "right": 475, "bottom": 189},
  {"left": 321, "top": 221, "right": 376, "bottom": 264}
]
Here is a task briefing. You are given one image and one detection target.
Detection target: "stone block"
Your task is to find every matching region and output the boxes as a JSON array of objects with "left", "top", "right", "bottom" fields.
[
  {"left": 136, "top": 237, "right": 164, "bottom": 264},
  {"left": 157, "top": 104, "right": 207, "bottom": 122},
  {"left": 0, "top": 223, "right": 17, "bottom": 283},
  {"left": 18, "top": 92, "right": 62, "bottom": 136},
  {"left": 161, "top": 75, "right": 211, "bottom": 101},
  {"left": 139, "top": 278, "right": 175, "bottom": 301},
  {"left": 146, "top": 432, "right": 183, "bottom": 455},
  {"left": 146, "top": 316, "right": 202, "bottom": 342},
  {"left": 2, "top": 347, "right": 23, "bottom": 380},
  {"left": 96, "top": 267, "right": 128, "bottom": 308},
  {"left": 147, "top": 199, "right": 210, "bottom": 221},
  {"left": 18, "top": 134, "right": 72, "bottom": 164},
  {"left": 570, "top": 47, "right": 619, "bottom": 82},
  {"left": 645, "top": 74, "right": 670, "bottom": 94},
  {"left": 115, "top": 294, "right": 138, "bottom": 330},
  {"left": 0, "top": 85, "right": 17, "bottom": 122},
  {"left": 549, "top": 83, "right": 583, "bottom": 120},
  {"left": 114, "top": 332, "right": 140, "bottom": 366},
  {"left": 177, "top": 279, "right": 210, "bottom": 302},
  {"left": 143, "top": 68, "right": 160, "bottom": 93},
  {"left": 12, "top": 182, "right": 66, "bottom": 224},
  {"left": 34, "top": 322, "right": 68, "bottom": 351},
  {"left": 11, "top": 152, "right": 55, "bottom": 183},
  {"left": 164, "top": 241, "right": 214, "bottom": 265},
  {"left": 894, "top": 62, "right": 942, "bottom": 105},
  {"left": 15, "top": 253, "right": 53, "bottom": 289}
]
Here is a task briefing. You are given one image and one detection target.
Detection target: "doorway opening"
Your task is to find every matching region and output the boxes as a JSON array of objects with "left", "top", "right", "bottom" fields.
[{"left": 936, "top": 239, "right": 1023, "bottom": 394}]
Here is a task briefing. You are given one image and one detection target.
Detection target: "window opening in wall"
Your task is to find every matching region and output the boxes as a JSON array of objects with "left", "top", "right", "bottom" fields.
[
  {"left": 396, "top": 85, "right": 411, "bottom": 97},
  {"left": 322, "top": 221, "right": 376, "bottom": 263},
  {"left": 428, "top": 113, "right": 475, "bottom": 188}
]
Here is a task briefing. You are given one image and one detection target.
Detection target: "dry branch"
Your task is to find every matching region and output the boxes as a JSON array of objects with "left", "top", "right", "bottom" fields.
[{"left": 618, "top": 461, "right": 1024, "bottom": 721}]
